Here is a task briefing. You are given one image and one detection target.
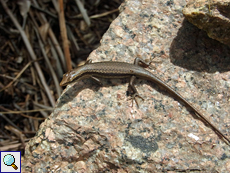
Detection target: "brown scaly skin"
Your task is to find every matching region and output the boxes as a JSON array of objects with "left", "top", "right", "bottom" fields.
[{"left": 60, "top": 58, "right": 230, "bottom": 145}]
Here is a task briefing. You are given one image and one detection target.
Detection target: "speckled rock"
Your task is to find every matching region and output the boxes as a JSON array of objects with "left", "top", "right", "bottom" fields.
[
  {"left": 183, "top": 0, "right": 230, "bottom": 47},
  {"left": 22, "top": 0, "right": 230, "bottom": 172}
]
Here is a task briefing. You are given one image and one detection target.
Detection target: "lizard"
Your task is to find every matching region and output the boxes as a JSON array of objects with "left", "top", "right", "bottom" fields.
[{"left": 60, "top": 58, "right": 230, "bottom": 145}]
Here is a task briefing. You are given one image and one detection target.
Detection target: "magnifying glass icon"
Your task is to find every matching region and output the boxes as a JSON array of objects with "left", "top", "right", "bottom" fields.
[{"left": 3, "top": 154, "right": 18, "bottom": 170}]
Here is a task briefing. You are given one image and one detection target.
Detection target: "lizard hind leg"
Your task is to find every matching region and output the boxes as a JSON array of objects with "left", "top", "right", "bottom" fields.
[
  {"left": 134, "top": 57, "right": 151, "bottom": 68},
  {"left": 128, "top": 75, "right": 144, "bottom": 107},
  {"left": 134, "top": 57, "right": 160, "bottom": 70}
]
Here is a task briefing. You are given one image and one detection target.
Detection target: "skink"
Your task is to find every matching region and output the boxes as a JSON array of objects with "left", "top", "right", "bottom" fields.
[{"left": 60, "top": 58, "right": 230, "bottom": 144}]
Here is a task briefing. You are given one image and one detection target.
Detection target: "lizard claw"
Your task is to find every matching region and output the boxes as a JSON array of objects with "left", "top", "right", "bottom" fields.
[{"left": 128, "top": 93, "right": 144, "bottom": 108}]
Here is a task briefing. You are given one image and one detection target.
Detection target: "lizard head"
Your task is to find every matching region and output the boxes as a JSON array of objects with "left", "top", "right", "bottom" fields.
[{"left": 60, "top": 67, "right": 84, "bottom": 86}]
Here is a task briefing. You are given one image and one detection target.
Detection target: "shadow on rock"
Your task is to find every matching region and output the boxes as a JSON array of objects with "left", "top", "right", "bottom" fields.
[{"left": 170, "top": 19, "right": 230, "bottom": 73}]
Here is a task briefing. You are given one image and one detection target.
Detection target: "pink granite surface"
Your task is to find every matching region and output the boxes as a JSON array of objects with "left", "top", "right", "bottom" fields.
[{"left": 22, "top": 0, "right": 230, "bottom": 172}]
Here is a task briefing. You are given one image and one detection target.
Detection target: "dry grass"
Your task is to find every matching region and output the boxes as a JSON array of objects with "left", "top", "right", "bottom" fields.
[{"left": 0, "top": 0, "right": 123, "bottom": 154}]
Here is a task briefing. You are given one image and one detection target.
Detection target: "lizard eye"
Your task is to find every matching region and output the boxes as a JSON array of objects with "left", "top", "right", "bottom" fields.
[{"left": 69, "top": 71, "right": 77, "bottom": 80}]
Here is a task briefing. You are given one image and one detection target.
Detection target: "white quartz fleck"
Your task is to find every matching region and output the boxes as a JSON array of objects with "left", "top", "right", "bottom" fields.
[{"left": 188, "top": 133, "right": 199, "bottom": 141}]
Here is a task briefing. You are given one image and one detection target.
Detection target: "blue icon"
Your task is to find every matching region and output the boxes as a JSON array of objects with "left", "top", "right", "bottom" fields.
[{"left": 3, "top": 154, "right": 18, "bottom": 170}]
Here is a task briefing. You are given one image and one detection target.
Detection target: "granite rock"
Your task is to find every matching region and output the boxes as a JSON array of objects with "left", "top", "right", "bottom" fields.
[
  {"left": 22, "top": 0, "right": 230, "bottom": 172},
  {"left": 183, "top": 0, "right": 230, "bottom": 47}
]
